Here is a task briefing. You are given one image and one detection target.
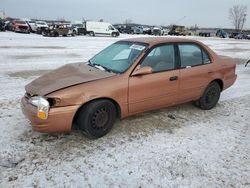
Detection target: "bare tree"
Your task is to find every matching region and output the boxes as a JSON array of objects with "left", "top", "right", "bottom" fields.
[{"left": 229, "top": 5, "right": 247, "bottom": 31}]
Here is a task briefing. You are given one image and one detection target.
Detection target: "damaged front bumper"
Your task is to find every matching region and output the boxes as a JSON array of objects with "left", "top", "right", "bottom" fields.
[{"left": 21, "top": 97, "right": 80, "bottom": 133}]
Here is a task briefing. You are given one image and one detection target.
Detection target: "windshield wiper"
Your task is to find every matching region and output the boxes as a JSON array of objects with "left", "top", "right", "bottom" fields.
[
  {"left": 88, "top": 61, "right": 115, "bottom": 73},
  {"left": 93, "top": 63, "right": 113, "bottom": 73}
]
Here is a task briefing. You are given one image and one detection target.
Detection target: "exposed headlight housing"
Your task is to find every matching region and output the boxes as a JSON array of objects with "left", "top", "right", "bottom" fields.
[{"left": 29, "top": 96, "right": 50, "bottom": 120}]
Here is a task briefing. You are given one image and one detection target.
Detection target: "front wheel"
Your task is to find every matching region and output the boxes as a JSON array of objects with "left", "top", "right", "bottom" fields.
[
  {"left": 111, "top": 32, "right": 118, "bottom": 37},
  {"left": 77, "top": 100, "right": 116, "bottom": 138},
  {"left": 89, "top": 31, "right": 95, "bottom": 37},
  {"left": 195, "top": 82, "right": 221, "bottom": 110}
]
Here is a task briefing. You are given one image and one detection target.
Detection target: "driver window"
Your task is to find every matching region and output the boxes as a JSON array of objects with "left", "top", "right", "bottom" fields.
[
  {"left": 141, "top": 44, "right": 175, "bottom": 72},
  {"left": 108, "top": 25, "right": 114, "bottom": 30}
]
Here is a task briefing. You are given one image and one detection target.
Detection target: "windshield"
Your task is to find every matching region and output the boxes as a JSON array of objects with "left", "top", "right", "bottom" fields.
[
  {"left": 16, "top": 21, "right": 26, "bottom": 24},
  {"left": 36, "top": 22, "right": 46, "bottom": 25},
  {"left": 89, "top": 41, "right": 148, "bottom": 73}
]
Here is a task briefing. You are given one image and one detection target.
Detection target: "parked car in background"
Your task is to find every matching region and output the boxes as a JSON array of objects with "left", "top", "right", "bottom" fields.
[
  {"left": 21, "top": 37, "right": 237, "bottom": 138},
  {"left": 12, "top": 20, "right": 30, "bottom": 33},
  {"left": 143, "top": 27, "right": 152, "bottom": 35},
  {"left": 229, "top": 32, "right": 240, "bottom": 38},
  {"left": 35, "top": 21, "right": 49, "bottom": 34},
  {"left": 120, "top": 25, "right": 134, "bottom": 34},
  {"left": 161, "top": 28, "right": 170, "bottom": 35},
  {"left": 216, "top": 29, "right": 228, "bottom": 38},
  {"left": 199, "top": 31, "right": 211, "bottom": 37},
  {"left": 72, "top": 23, "right": 86, "bottom": 35},
  {"left": 85, "top": 21, "right": 119, "bottom": 37},
  {"left": 42, "top": 24, "right": 75, "bottom": 37},
  {"left": 234, "top": 33, "right": 250, "bottom": 40},
  {"left": 152, "top": 26, "right": 162, "bottom": 36},
  {"left": 133, "top": 26, "right": 144, "bottom": 34},
  {"left": 3, "top": 21, "right": 12, "bottom": 31},
  {"left": 0, "top": 19, "right": 5, "bottom": 31},
  {"left": 27, "top": 20, "right": 36, "bottom": 32},
  {"left": 169, "top": 25, "right": 191, "bottom": 36}
]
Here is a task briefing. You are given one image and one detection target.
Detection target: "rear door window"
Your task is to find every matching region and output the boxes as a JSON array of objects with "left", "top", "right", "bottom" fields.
[
  {"left": 179, "top": 44, "right": 203, "bottom": 68},
  {"left": 202, "top": 50, "right": 211, "bottom": 64}
]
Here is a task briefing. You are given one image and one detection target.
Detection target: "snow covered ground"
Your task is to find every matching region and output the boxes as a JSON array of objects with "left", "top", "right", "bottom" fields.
[{"left": 0, "top": 32, "right": 249, "bottom": 187}]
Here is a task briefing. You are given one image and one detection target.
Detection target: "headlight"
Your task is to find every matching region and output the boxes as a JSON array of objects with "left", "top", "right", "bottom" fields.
[
  {"left": 29, "top": 96, "right": 42, "bottom": 107},
  {"left": 29, "top": 96, "right": 50, "bottom": 120}
]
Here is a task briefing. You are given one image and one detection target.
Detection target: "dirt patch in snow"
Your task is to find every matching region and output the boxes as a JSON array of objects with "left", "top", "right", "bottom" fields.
[
  {"left": 10, "top": 53, "right": 81, "bottom": 60},
  {"left": 0, "top": 46, "right": 66, "bottom": 49},
  {"left": 219, "top": 48, "right": 250, "bottom": 52},
  {"left": 7, "top": 70, "right": 51, "bottom": 78},
  {"left": 232, "top": 58, "right": 249, "bottom": 65}
]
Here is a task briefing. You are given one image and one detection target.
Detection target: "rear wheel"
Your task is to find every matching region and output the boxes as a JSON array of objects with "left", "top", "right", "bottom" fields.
[
  {"left": 195, "top": 82, "right": 221, "bottom": 110},
  {"left": 77, "top": 100, "right": 116, "bottom": 138}
]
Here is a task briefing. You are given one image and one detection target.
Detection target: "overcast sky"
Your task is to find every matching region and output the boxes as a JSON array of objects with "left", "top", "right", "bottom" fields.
[{"left": 1, "top": 0, "right": 250, "bottom": 28}]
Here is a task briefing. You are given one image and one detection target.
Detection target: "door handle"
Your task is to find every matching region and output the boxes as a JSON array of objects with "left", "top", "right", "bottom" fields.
[{"left": 169, "top": 76, "right": 178, "bottom": 81}]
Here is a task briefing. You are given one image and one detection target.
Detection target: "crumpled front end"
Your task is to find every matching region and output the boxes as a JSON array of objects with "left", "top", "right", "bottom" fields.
[{"left": 21, "top": 95, "right": 80, "bottom": 133}]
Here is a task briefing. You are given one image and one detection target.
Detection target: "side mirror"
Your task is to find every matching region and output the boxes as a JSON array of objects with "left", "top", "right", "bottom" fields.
[{"left": 132, "top": 66, "right": 152, "bottom": 76}]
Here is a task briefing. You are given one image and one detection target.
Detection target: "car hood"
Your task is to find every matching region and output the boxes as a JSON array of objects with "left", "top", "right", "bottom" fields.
[
  {"left": 25, "top": 63, "right": 116, "bottom": 96},
  {"left": 36, "top": 24, "right": 48, "bottom": 27}
]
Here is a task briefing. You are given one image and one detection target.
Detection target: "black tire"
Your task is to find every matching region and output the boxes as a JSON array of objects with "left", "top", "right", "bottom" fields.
[
  {"left": 111, "top": 32, "right": 117, "bottom": 37},
  {"left": 195, "top": 82, "right": 221, "bottom": 110},
  {"left": 77, "top": 100, "right": 116, "bottom": 138},
  {"left": 89, "top": 31, "right": 95, "bottom": 37},
  {"left": 72, "top": 30, "right": 76, "bottom": 36},
  {"left": 53, "top": 32, "right": 59, "bottom": 37}
]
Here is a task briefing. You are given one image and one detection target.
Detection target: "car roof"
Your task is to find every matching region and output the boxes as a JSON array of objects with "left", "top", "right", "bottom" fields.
[{"left": 121, "top": 37, "right": 197, "bottom": 46}]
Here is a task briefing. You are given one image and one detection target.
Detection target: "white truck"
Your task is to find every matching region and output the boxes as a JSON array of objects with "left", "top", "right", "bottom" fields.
[{"left": 85, "top": 21, "right": 119, "bottom": 37}]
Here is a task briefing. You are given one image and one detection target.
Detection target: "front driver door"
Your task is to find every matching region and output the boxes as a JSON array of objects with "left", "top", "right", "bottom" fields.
[{"left": 128, "top": 44, "right": 180, "bottom": 114}]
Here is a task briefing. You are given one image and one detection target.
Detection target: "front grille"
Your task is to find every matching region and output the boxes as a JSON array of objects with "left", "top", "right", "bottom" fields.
[{"left": 19, "top": 26, "right": 28, "bottom": 30}]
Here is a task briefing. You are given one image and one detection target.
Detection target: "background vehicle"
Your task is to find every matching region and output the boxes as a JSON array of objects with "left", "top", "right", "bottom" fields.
[
  {"left": 143, "top": 27, "right": 152, "bottom": 35},
  {"left": 168, "top": 25, "right": 191, "bottom": 36},
  {"left": 152, "top": 26, "right": 162, "bottom": 36},
  {"left": 27, "top": 20, "right": 36, "bottom": 32},
  {"left": 35, "top": 21, "right": 49, "bottom": 34},
  {"left": 42, "top": 24, "right": 75, "bottom": 37},
  {"left": 161, "top": 28, "right": 170, "bottom": 35},
  {"left": 199, "top": 31, "right": 211, "bottom": 37},
  {"left": 234, "top": 33, "right": 250, "bottom": 40},
  {"left": 119, "top": 25, "right": 134, "bottom": 34},
  {"left": 3, "top": 21, "right": 12, "bottom": 31},
  {"left": 133, "top": 26, "right": 144, "bottom": 34},
  {"left": 12, "top": 20, "right": 30, "bottom": 33},
  {"left": 229, "top": 32, "right": 239, "bottom": 38},
  {"left": 85, "top": 21, "right": 120, "bottom": 37},
  {"left": 0, "top": 18, "right": 5, "bottom": 31},
  {"left": 216, "top": 29, "right": 228, "bottom": 38},
  {"left": 72, "top": 23, "right": 86, "bottom": 35}
]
